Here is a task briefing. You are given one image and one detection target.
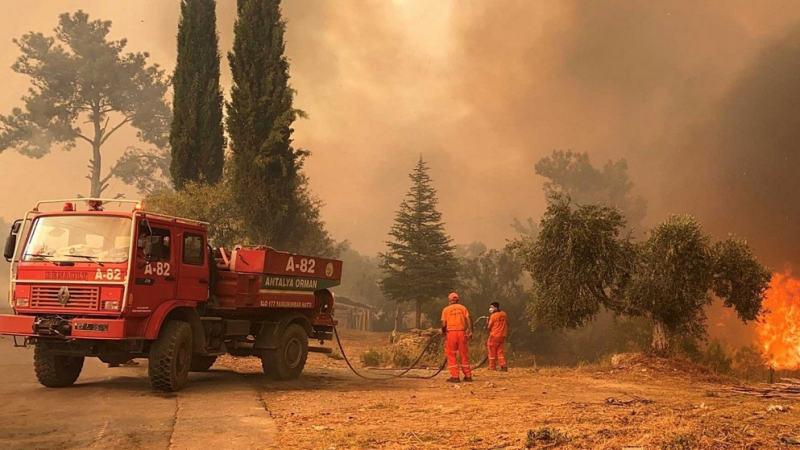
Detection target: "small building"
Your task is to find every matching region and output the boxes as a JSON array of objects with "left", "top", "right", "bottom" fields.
[{"left": 333, "top": 295, "right": 373, "bottom": 331}]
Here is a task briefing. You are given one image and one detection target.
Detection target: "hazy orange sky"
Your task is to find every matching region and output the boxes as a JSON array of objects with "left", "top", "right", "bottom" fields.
[{"left": 2, "top": 1, "right": 800, "bottom": 262}]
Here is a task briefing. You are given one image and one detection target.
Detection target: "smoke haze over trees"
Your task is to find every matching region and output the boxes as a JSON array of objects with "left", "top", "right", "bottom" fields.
[
  {"left": 0, "top": 11, "right": 171, "bottom": 198},
  {"left": 1, "top": 2, "right": 800, "bottom": 265}
]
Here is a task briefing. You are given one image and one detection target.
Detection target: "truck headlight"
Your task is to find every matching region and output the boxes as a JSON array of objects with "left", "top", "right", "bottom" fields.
[{"left": 14, "top": 298, "right": 29, "bottom": 307}]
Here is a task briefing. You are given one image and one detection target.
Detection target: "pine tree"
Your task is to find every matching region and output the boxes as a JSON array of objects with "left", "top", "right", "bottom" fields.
[
  {"left": 380, "top": 157, "right": 459, "bottom": 329},
  {"left": 0, "top": 11, "right": 170, "bottom": 197},
  {"left": 170, "top": 0, "right": 224, "bottom": 189},
  {"left": 226, "top": 0, "right": 307, "bottom": 247}
]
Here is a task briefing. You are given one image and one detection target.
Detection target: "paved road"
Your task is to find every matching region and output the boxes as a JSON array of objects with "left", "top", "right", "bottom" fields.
[{"left": 0, "top": 335, "right": 277, "bottom": 450}]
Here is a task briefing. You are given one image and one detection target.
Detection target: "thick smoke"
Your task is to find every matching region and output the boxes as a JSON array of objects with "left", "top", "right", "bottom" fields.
[
  {"left": 1, "top": 1, "right": 800, "bottom": 264},
  {"left": 670, "top": 24, "right": 800, "bottom": 267},
  {"left": 449, "top": 0, "right": 800, "bottom": 267}
]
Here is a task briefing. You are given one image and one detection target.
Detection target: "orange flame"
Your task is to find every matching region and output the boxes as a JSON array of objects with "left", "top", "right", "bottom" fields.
[{"left": 756, "top": 271, "right": 800, "bottom": 370}]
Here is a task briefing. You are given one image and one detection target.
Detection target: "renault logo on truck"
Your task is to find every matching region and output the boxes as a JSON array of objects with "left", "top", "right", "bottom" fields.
[{"left": 57, "top": 286, "right": 70, "bottom": 305}]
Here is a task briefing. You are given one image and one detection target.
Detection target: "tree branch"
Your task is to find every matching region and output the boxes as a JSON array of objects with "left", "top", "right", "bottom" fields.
[
  {"left": 99, "top": 116, "right": 133, "bottom": 145},
  {"left": 100, "top": 171, "right": 115, "bottom": 186},
  {"left": 100, "top": 117, "right": 111, "bottom": 137},
  {"left": 76, "top": 134, "right": 94, "bottom": 145}
]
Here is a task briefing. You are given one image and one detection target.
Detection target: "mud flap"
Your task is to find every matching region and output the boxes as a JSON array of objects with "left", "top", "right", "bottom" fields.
[
  {"left": 254, "top": 316, "right": 310, "bottom": 350},
  {"left": 253, "top": 322, "right": 281, "bottom": 349}
]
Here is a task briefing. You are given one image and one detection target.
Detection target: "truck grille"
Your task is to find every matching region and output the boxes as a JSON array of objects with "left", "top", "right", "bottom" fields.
[{"left": 31, "top": 285, "right": 100, "bottom": 311}]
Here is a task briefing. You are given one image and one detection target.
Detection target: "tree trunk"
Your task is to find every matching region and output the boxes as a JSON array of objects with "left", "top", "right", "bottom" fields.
[
  {"left": 90, "top": 143, "right": 102, "bottom": 197},
  {"left": 90, "top": 108, "right": 103, "bottom": 197},
  {"left": 415, "top": 300, "right": 422, "bottom": 330},
  {"left": 651, "top": 319, "right": 668, "bottom": 355},
  {"left": 390, "top": 303, "right": 401, "bottom": 344},
  {"left": 393, "top": 303, "right": 401, "bottom": 332}
]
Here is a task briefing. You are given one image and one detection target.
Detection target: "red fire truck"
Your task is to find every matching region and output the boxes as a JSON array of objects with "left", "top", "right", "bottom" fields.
[{"left": 1, "top": 198, "right": 341, "bottom": 392}]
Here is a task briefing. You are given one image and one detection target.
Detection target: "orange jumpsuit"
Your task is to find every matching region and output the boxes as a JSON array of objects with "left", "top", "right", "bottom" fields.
[
  {"left": 487, "top": 310, "right": 508, "bottom": 370},
  {"left": 441, "top": 303, "right": 473, "bottom": 378}
]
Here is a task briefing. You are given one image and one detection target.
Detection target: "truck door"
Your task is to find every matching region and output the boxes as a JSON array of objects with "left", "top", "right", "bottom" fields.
[
  {"left": 130, "top": 224, "right": 177, "bottom": 314},
  {"left": 175, "top": 229, "right": 208, "bottom": 302}
]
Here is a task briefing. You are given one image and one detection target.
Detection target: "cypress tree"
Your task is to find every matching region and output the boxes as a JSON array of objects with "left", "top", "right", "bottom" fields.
[
  {"left": 380, "top": 157, "right": 459, "bottom": 329},
  {"left": 170, "top": 0, "right": 225, "bottom": 189},
  {"left": 226, "top": 0, "right": 306, "bottom": 247}
]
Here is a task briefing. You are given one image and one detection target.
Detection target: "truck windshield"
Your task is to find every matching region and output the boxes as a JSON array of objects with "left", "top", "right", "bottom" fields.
[{"left": 22, "top": 215, "right": 132, "bottom": 264}]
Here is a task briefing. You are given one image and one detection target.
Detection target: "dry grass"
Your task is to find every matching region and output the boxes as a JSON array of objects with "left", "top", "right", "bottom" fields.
[{"left": 220, "top": 330, "right": 800, "bottom": 450}]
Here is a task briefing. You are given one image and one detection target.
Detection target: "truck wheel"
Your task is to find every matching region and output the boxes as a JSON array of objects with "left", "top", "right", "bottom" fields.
[
  {"left": 190, "top": 355, "right": 218, "bottom": 372},
  {"left": 261, "top": 324, "right": 308, "bottom": 380},
  {"left": 33, "top": 342, "right": 84, "bottom": 388},
  {"left": 148, "top": 320, "right": 193, "bottom": 392}
]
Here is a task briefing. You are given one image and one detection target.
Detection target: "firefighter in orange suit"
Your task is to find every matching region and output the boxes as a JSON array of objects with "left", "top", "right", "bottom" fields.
[
  {"left": 487, "top": 301, "right": 508, "bottom": 371},
  {"left": 441, "top": 292, "right": 474, "bottom": 383}
]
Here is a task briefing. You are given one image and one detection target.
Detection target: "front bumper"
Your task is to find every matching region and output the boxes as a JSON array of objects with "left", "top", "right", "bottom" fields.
[{"left": 0, "top": 314, "right": 127, "bottom": 340}]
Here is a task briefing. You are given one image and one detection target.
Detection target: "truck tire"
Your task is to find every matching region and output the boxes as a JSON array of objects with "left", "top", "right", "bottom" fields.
[
  {"left": 261, "top": 324, "right": 308, "bottom": 380},
  {"left": 148, "top": 320, "right": 193, "bottom": 392},
  {"left": 190, "top": 355, "right": 218, "bottom": 372},
  {"left": 33, "top": 342, "right": 84, "bottom": 388}
]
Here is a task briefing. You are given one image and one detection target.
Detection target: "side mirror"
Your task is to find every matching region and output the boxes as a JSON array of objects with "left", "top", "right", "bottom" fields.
[
  {"left": 144, "top": 236, "right": 163, "bottom": 261},
  {"left": 3, "top": 235, "right": 16, "bottom": 261},
  {"left": 4, "top": 219, "right": 22, "bottom": 262}
]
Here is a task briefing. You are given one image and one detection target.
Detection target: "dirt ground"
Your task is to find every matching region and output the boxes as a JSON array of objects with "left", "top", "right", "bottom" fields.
[{"left": 219, "top": 330, "right": 800, "bottom": 450}]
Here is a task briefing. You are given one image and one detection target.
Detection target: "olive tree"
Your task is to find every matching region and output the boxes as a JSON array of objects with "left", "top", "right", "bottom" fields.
[{"left": 510, "top": 195, "right": 771, "bottom": 354}]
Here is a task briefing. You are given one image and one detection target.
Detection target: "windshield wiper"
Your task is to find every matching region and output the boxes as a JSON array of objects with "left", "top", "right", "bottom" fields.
[
  {"left": 22, "top": 253, "right": 60, "bottom": 266},
  {"left": 61, "top": 255, "right": 105, "bottom": 267}
]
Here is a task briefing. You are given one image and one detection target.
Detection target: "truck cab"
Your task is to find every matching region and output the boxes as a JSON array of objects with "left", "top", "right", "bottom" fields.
[{"left": 1, "top": 198, "right": 341, "bottom": 392}]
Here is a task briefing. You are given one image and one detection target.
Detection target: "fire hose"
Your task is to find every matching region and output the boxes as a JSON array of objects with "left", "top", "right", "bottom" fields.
[{"left": 330, "top": 316, "right": 490, "bottom": 381}]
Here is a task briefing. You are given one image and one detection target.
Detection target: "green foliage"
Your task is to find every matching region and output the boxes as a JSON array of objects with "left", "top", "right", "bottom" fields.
[
  {"left": 379, "top": 157, "right": 459, "bottom": 329},
  {"left": 459, "top": 246, "right": 526, "bottom": 309},
  {"left": 625, "top": 215, "right": 714, "bottom": 337},
  {"left": 511, "top": 196, "right": 771, "bottom": 352},
  {"left": 170, "top": 0, "right": 225, "bottom": 189},
  {"left": 732, "top": 344, "right": 767, "bottom": 381},
  {"left": 152, "top": 0, "right": 340, "bottom": 258},
  {"left": 702, "top": 340, "right": 733, "bottom": 374},
  {"left": 421, "top": 242, "right": 529, "bottom": 339},
  {"left": 145, "top": 177, "right": 246, "bottom": 249},
  {"left": 536, "top": 150, "right": 647, "bottom": 230},
  {"left": 360, "top": 349, "right": 385, "bottom": 367},
  {"left": 0, "top": 11, "right": 171, "bottom": 197},
  {"left": 526, "top": 427, "right": 570, "bottom": 447},
  {"left": 145, "top": 171, "right": 342, "bottom": 258},
  {"left": 509, "top": 195, "right": 634, "bottom": 330},
  {"left": 324, "top": 350, "right": 344, "bottom": 361},
  {"left": 226, "top": 0, "right": 309, "bottom": 249},
  {"left": 514, "top": 150, "right": 646, "bottom": 238},
  {"left": 512, "top": 217, "right": 540, "bottom": 239},
  {"left": 712, "top": 237, "right": 772, "bottom": 322},
  {"left": 391, "top": 349, "right": 412, "bottom": 368},
  {"left": 112, "top": 146, "right": 172, "bottom": 196},
  {"left": 661, "top": 434, "right": 698, "bottom": 450},
  {"left": 283, "top": 174, "right": 345, "bottom": 258}
]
